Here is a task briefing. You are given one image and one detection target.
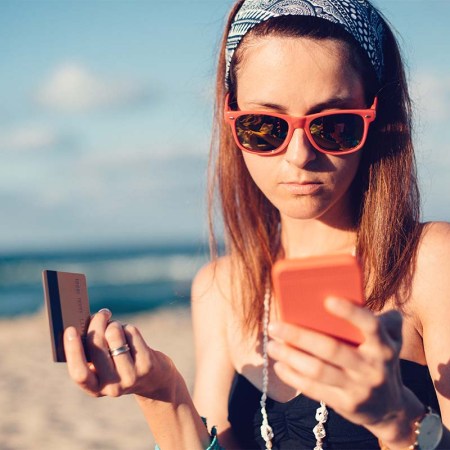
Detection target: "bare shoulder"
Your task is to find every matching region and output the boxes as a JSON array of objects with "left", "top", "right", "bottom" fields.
[
  {"left": 191, "top": 255, "right": 233, "bottom": 307},
  {"left": 191, "top": 256, "right": 235, "bottom": 334},
  {"left": 413, "top": 221, "right": 450, "bottom": 307},
  {"left": 417, "top": 221, "right": 450, "bottom": 264}
]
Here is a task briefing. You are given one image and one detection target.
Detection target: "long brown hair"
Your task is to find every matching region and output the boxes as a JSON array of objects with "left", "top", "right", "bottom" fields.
[{"left": 208, "top": 1, "right": 421, "bottom": 333}]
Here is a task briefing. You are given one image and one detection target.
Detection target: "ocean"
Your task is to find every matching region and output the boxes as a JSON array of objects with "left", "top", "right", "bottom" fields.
[{"left": 0, "top": 242, "right": 209, "bottom": 317}]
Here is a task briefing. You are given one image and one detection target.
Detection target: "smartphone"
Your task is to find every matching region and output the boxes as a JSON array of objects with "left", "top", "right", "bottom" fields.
[
  {"left": 272, "top": 254, "right": 364, "bottom": 345},
  {"left": 42, "top": 270, "right": 91, "bottom": 362}
]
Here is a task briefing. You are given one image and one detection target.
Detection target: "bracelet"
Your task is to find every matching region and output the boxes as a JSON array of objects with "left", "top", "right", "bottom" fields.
[
  {"left": 202, "top": 417, "right": 225, "bottom": 450},
  {"left": 154, "top": 417, "right": 224, "bottom": 450},
  {"left": 378, "top": 406, "right": 442, "bottom": 450},
  {"left": 407, "top": 408, "right": 428, "bottom": 450},
  {"left": 377, "top": 411, "right": 425, "bottom": 450}
]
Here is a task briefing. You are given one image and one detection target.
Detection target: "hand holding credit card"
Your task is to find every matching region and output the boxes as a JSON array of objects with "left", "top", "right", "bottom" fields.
[{"left": 42, "top": 270, "right": 91, "bottom": 362}]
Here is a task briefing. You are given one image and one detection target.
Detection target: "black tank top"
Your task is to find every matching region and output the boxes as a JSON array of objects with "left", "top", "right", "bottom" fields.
[{"left": 228, "top": 360, "right": 440, "bottom": 449}]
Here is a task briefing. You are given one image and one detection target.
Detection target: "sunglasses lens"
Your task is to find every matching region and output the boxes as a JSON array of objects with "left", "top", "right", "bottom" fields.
[
  {"left": 234, "top": 114, "right": 288, "bottom": 152},
  {"left": 310, "top": 114, "right": 364, "bottom": 152}
]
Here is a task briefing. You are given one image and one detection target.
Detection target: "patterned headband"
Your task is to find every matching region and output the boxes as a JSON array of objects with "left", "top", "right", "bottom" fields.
[{"left": 225, "top": 0, "right": 385, "bottom": 87}]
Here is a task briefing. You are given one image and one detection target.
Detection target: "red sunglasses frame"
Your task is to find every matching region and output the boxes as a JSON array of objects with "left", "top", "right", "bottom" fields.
[{"left": 224, "top": 94, "right": 378, "bottom": 156}]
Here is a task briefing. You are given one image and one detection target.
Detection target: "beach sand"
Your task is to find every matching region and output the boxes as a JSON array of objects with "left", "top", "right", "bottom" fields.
[{"left": 0, "top": 306, "right": 195, "bottom": 450}]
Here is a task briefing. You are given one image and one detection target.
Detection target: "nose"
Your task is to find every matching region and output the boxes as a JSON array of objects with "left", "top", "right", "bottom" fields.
[{"left": 283, "top": 128, "right": 317, "bottom": 167}]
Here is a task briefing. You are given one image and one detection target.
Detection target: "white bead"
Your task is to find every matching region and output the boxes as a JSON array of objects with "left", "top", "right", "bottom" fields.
[
  {"left": 315, "top": 407, "right": 328, "bottom": 422},
  {"left": 313, "top": 423, "right": 326, "bottom": 439},
  {"left": 261, "top": 423, "right": 274, "bottom": 441}
]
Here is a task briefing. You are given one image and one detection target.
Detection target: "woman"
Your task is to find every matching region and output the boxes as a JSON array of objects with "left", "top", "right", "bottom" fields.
[{"left": 64, "top": 1, "right": 450, "bottom": 449}]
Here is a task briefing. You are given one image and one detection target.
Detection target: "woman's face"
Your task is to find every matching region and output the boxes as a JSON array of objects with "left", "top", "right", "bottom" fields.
[{"left": 235, "top": 36, "right": 366, "bottom": 226}]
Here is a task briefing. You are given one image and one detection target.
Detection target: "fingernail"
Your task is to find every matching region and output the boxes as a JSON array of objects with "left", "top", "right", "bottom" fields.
[
  {"left": 66, "top": 327, "right": 77, "bottom": 341},
  {"left": 325, "top": 297, "right": 339, "bottom": 307},
  {"left": 98, "top": 308, "right": 112, "bottom": 318},
  {"left": 268, "top": 322, "right": 280, "bottom": 335},
  {"left": 325, "top": 296, "right": 340, "bottom": 310}
]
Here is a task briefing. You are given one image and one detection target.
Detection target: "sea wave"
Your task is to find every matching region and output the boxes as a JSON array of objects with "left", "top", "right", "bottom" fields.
[
  {"left": 0, "top": 244, "right": 209, "bottom": 316},
  {"left": 0, "top": 251, "right": 206, "bottom": 287}
]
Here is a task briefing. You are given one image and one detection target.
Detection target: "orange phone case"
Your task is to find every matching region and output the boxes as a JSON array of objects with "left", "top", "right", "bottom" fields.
[{"left": 272, "top": 254, "right": 364, "bottom": 345}]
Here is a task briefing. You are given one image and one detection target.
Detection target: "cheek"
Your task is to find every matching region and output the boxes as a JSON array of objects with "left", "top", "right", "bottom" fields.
[
  {"left": 242, "top": 153, "right": 278, "bottom": 192},
  {"left": 331, "top": 153, "right": 362, "bottom": 188}
]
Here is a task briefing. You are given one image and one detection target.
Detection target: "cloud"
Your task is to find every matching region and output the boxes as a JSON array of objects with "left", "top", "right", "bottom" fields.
[
  {"left": 409, "top": 70, "right": 450, "bottom": 221},
  {"left": 0, "top": 144, "right": 207, "bottom": 250},
  {"left": 35, "top": 62, "right": 153, "bottom": 113},
  {"left": 411, "top": 70, "right": 450, "bottom": 122},
  {"left": 410, "top": 69, "right": 450, "bottom": 162},
  {"left": 0, "top": 124, "right": 62, "bottom": 152}
]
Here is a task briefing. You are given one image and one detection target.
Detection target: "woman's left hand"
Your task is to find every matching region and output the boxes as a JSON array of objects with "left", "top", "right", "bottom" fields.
[{"left": 267, "top": 296, "right": 408, "bottom": 428}]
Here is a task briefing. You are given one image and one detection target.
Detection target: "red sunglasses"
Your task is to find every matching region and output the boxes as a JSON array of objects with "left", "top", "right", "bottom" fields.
[{"left": 224, "top": 94, "right": 377, "bottom": 156}]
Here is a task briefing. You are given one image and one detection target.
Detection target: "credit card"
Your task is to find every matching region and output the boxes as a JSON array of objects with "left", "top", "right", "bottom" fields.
[{"left": 42, "top": 270, "right": 91, "bottom": 362}]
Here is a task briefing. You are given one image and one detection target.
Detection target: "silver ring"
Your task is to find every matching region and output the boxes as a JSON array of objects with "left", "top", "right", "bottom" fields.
[{"left": 109, "top": 344, "right": 130, "bottom": 357}]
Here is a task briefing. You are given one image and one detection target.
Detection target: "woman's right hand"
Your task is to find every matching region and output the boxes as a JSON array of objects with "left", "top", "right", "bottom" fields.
[{"left": 63, "top": 309, "right": 175, "bottom": 400}]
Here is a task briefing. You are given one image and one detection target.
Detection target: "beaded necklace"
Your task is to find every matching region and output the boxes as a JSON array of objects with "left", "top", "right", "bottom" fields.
[
  {"left": 260, "top": 247, "right": 358, "bottom": 448},
  {"left": 260, "top": 288, "right": 328, "bottom": 450}
]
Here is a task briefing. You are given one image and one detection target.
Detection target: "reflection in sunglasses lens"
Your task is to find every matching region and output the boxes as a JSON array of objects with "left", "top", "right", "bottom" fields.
[
  {"left": 310, "top": 114, "right": 364, "bottom": 151},
  {"left": 235, "top": 113, "right": 365, "bottom": 153},
  {"left": 236, "top": 114, "right": 288, "bottom": 151}
]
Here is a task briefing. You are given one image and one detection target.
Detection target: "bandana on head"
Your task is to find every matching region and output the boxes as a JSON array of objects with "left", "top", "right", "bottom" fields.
[{"left": 225, "top": 0, "right": 385, "bottom": 87}]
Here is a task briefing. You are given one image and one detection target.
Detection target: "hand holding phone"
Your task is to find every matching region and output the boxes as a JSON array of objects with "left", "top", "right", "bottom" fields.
[
  {"left": 42, "top": 270, "right": 91, "bottom": 362},
  {"left": 272, "top": 254, "right": 365, "bottom": 345}
]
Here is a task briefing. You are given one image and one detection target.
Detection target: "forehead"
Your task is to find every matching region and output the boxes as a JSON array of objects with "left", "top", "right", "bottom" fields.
[{"left": 235, "top": 36, "right": 365, "bottom": 109}]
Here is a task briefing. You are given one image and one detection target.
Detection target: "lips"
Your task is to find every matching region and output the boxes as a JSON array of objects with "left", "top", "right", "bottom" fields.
[{"left": 280, "top": 180, "right": 323, "bottom": 195}]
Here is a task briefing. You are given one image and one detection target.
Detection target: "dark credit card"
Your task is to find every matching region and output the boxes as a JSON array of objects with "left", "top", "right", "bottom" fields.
[{"left": 42, "top": 270, "right": 91, "bottom": 362}]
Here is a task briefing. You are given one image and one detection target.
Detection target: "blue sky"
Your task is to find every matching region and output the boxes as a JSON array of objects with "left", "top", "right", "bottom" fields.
[{"left": 1, "top": 0, "right": 449, "bottom": 251}]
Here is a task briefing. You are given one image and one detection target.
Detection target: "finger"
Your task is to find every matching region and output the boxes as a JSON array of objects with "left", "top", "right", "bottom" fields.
[
  {"left": 123, "top": 323, "right": 177, "bottom": 398},
  {"left": 273, "top": 360, "right": 342, "bottom": 407},
  {"left": 122, "top": 324, "right": 169, "bottom": 397},
  {"left": 86, "top": 309, "right": 117, "bottom": 382},
  {"left": 268, "top": 321, "right": 364, "bottom": 372},
  {"left": 324, "top": 297, "right": 402, "bottom": 363},
  {"left": 324, "top": 297, "right": 383, "bottom": 345},
  {"left": 104, "top": 321, "right": 136, "bottom": 391},
  {"left": 123, "top": 324, "right": 152, "bottom": 374},
  {"left": 325, "top": 297, "right": 402, "bottom": 345},
  {"left": 105, "top": 321, "right": 132, "bottom": 362},
  {"left": 378, "top": 310, "right": 403, "bottom": 346},
  {"left": 90, "top": 308, "right": 113, "bottom": 326},
  {"left": 267, "top": 340, "right": 347, "bottom": 388},
  {"left": 64, "top": 327, "right": 101, "bottom": 396}
]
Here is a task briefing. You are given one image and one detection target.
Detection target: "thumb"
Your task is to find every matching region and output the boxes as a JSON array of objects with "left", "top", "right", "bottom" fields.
[{"left": 378, "top": 309, "right": 403, "bottom": 347}]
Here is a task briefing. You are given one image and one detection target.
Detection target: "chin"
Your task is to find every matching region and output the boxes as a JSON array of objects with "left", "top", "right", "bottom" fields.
[
  {"left": 278, "top": 204, "right": 329, "bottom": 221},
  {"left": 273, "top": 188, "right": 354, "bottom": 224},
  {"left": 274, "top": 196, "right": 330, "bottom": 220}
]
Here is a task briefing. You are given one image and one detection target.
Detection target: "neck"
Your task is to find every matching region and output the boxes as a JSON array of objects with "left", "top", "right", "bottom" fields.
[{"left": 280, "top": 216, "right": 357, "bottom": 259}]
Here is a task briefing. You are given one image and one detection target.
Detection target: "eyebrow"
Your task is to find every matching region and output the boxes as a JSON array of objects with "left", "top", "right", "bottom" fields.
[
  {"left": 242, "top": 96, "right": 361, "bottom": 114},
  {"left": 308, "top": 97, "right": 361, "bottom": 114}
]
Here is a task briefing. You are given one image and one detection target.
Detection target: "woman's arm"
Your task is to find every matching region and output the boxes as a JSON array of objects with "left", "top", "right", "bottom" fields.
[
  {"left": 64, "top": 308, "right": 211, "bottom": 449},
  {"left": 410, "top": 222, "right": 450, "bottom": 447},
  {"left": 191, "top": 259, "right": 243, "bottom": 449},
  {"left": 266, "top": 222, "right": 450, "bottom": 450},
  {"left": 370, "top": 221, "right": 450, "bottom": 448}
]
